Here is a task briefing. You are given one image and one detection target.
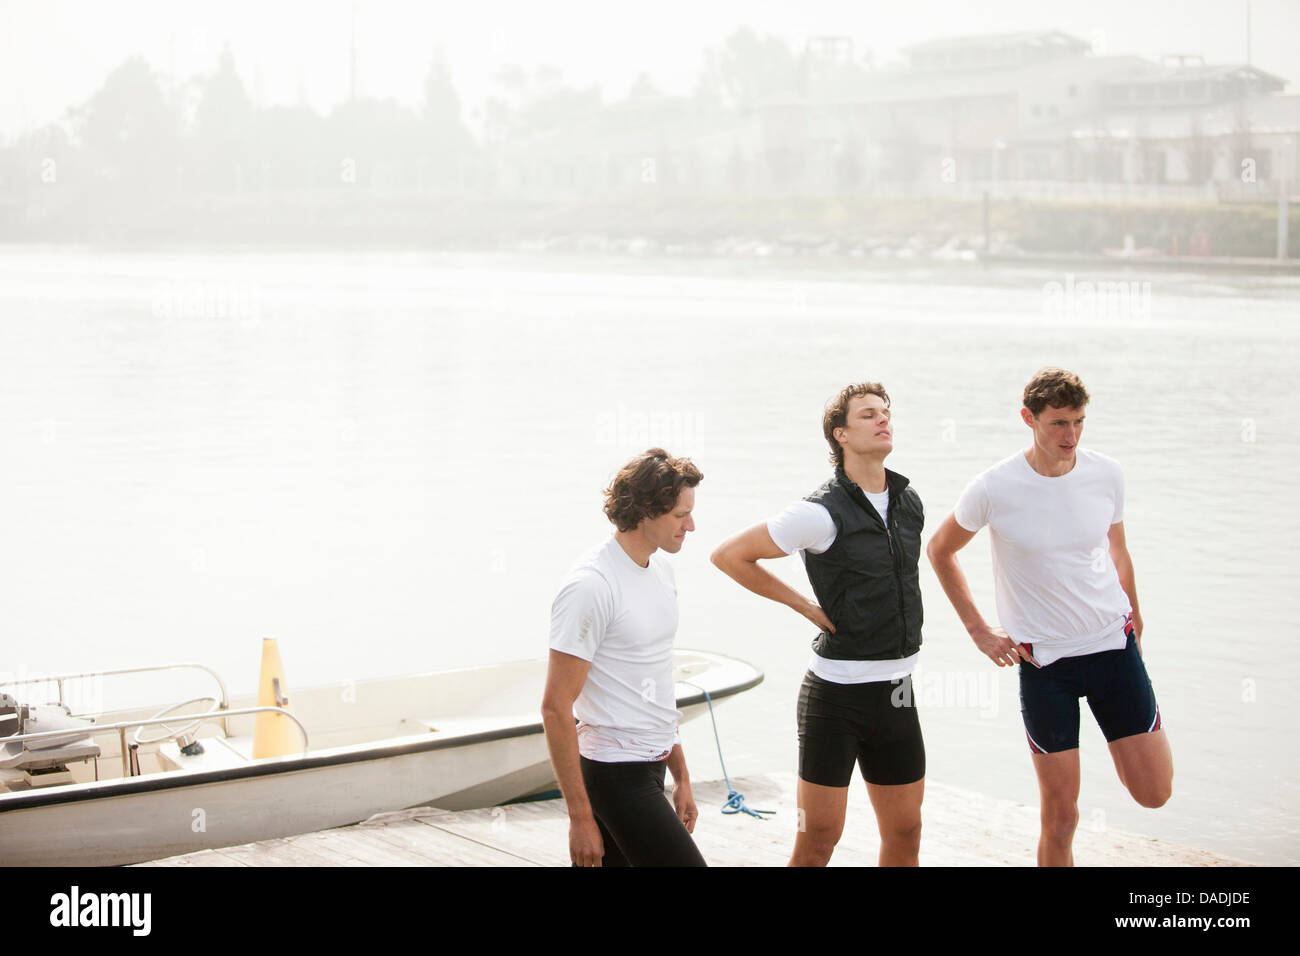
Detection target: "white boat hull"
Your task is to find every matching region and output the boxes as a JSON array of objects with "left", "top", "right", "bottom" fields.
[{"left": 0, "top": 650, "right": 761, "bottom": 866}]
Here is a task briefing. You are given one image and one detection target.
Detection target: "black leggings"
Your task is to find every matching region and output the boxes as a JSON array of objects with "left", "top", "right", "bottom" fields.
[{"left": 578, "top": 756, "right": 707, "bottom": 867}]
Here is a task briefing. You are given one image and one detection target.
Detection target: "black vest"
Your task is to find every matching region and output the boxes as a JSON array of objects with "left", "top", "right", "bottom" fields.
[{"left": 802, "top": 467, "right": 924, "bottom": 661}]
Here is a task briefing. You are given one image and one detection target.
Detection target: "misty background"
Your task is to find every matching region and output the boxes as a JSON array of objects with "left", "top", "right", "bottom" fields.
[
  {"left": 1, "top": 0, "right": 1298, "bottom": 253},
  {"left": 1, "top": 2, "right": 1298, "bottom": 865}
]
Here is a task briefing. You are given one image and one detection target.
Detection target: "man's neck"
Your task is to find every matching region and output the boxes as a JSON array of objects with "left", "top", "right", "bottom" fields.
[
  {"left": 843, "top": 455, "right": 888, "bottom": 494},
  {"left": 614, "top": 530, "right": 654, "bottom": 568},
  {"left": 1023, "top": 445, "right": 1077, "bottom": 478}
]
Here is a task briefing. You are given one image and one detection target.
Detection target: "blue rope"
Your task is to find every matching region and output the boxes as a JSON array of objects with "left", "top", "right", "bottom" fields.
[{"left": 678, "top": 681, "right": 775, "bottom": 821}]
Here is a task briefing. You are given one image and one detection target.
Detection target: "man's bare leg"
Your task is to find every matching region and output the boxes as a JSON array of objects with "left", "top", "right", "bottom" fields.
[
  {"left": 789, "top": 777, "right": 849, "bottom": 867},
  {"left": 865, "top": 778, "right": 924, "bottom": 866},
  {"left": 1109, "top": 729, "right": 1172, "bottom": 808},
  {"left": 1031, "top": 749, "right": 1080, "bottom": 866}
]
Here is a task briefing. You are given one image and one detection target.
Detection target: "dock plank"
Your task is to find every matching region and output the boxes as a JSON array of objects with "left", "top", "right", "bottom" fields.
[
  {"left": 210, "top": 836, "right": 343, "bottom": 868},
  {"left": 278, "top": 830, "right": 374, "bottom": 867},
  {"left": 300, "top": 826, "right": 445, "bottom": 867},
  {"left": 140, "top": 772, "right": 1250, "bottom": 868},
  {"left": 417, "top": 801, "right": 570, "bottom": 867},
  {"left": 357, "top": 817, "right": 540, "bottom": 867},
  {"left": 141, "top": 847, "right": 249, "bottom": 867}
]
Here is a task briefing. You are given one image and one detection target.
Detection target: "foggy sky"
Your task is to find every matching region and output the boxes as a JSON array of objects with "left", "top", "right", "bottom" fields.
[{"left": 1, "top": 0, "right": 1297, "bottom": 141}]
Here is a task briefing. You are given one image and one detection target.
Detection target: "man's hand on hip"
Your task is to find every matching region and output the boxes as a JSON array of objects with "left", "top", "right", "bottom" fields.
[
  {"left": 799, "top": 599, "right": 836, "bottom": 634},
  {"left": 969, "top": 622, "right": 1024, "bottom": 668}
]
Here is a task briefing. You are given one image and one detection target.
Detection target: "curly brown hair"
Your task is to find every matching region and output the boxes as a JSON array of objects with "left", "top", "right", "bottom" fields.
[
  {"left": 822, "top": 382, "right": 891, "bottom": 471},
  {"left": 1023, "top": 367, "right": 1090, "bottom": 416},
  {"left": 603, "top": 448, "right": 703, "bottom": 533}
]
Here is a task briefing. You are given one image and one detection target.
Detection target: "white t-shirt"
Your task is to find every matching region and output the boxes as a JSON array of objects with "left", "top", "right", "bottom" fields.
[
  {"left": 953, "top": 448, "right": 1132, "bottom": 666},
  {"left": 767, "top": 489, "right": 921, "bottom": 684},
  {"left": 548, "top": 537, "right": 682, "bottom": 762}
]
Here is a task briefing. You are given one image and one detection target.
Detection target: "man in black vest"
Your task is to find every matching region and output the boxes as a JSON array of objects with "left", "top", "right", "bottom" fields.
[{"left": 712, "top": 383, "right": 925, "bottom": 866}]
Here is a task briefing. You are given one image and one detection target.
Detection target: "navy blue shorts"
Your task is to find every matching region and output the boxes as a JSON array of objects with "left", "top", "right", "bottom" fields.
[
  {"left": 1018, "top": 622, "right": 1162, "bottom": 755},
  {"left": 796, "top": 671, "right": 926, "bottom": 787}
]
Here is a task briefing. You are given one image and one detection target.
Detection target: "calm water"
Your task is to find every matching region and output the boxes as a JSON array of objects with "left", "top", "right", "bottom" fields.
[{"left": 1, "top": 246, "right": 1296, "bottom": 864}]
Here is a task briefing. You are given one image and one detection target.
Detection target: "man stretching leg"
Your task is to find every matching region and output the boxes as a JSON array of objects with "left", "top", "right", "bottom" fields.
[{"left": 927, "top": 367, "right": 1172, "bottom": 866}]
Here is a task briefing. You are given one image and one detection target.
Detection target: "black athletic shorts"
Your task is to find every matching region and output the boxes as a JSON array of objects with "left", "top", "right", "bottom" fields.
[
  {"left": 796, "top": 671, "right": 926, "bottom": 787},
  {"left": 578, "top": 756, "right": 707, "bottom": 867},
  {"left": 1018, "top": 622, "right": 1162, "bottom": 755}
]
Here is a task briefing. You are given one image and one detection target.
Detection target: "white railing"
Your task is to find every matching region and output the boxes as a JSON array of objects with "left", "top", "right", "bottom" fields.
[
  {"left": 4, "top": 706, "right": 310, "bottom": 779},
  {"left": 0, "top": 663, "right": 231, "bottom": 733}
]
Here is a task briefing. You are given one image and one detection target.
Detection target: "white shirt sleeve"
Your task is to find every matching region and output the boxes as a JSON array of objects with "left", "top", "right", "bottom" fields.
[
  {"left": 548, "top": 569, "right": 613, "bottom": 662},
  {"left": 953, "top": 475, "right": 991, "bottom": 533},
  {"left": 766, "top": 501, "right": 837, "bottom": 555}
]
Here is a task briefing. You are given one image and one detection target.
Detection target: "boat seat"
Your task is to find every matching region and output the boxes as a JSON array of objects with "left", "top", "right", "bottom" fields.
[
  {"left": 0, "top": 695, "right": 101, "bottom": 771},
  {"left": 158, "top": 735, "right": 249, "bottom": 772},
  {"left": 0, "top": 737, "right": 100, "bottom": 772}
]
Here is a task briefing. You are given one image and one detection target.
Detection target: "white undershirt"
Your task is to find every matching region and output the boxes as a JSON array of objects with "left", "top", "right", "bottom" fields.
[{"left": 767, "top": 490, "right": 921, "bottom": 684}]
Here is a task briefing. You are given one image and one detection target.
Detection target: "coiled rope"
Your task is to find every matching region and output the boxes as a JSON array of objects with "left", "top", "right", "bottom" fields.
[{"left": 678, "top": 680, "right": 774, "bottom": 821}]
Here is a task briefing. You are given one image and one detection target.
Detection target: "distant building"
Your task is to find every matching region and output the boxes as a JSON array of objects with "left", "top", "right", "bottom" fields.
[
  {"left": 482, "top": 29, "right": 1298, "bottom": 201},
  {"left": 901, "top": 30, "right": 1092, "bottom": 72},
  {"left": 799, "top": 32, "right": 1297, "bottom": 197}
]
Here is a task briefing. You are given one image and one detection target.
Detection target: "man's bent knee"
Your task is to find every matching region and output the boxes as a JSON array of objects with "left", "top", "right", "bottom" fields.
[{"left": 1130, "top": 778, "right": 1172, "bottom": 809}]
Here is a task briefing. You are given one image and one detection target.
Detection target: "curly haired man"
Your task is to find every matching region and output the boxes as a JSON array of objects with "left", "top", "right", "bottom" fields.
[{"left": 541, "top": 448, "right": 707, "bottom": 867}]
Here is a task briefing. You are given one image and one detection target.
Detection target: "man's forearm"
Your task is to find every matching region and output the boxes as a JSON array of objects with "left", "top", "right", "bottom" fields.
[
  {"left": 665, "top": 742, "right": 689, "bottom": 786},
  {"left": 1114, "top": 553, "right": 1141, "bottom": 617},
  {"left": 541, "top": 710, "right": 593, "bottom": 820},
  {"left": 928, "top": 550, "right": 988, "bottom": 633},
  {"left": 715, "top": 555, "right": 813, "bottom": 615}
]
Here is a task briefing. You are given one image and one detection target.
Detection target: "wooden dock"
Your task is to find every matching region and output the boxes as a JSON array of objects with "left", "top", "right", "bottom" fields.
[{"left": 137, "top": 772, "right": 1246, "bottom": 867}]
